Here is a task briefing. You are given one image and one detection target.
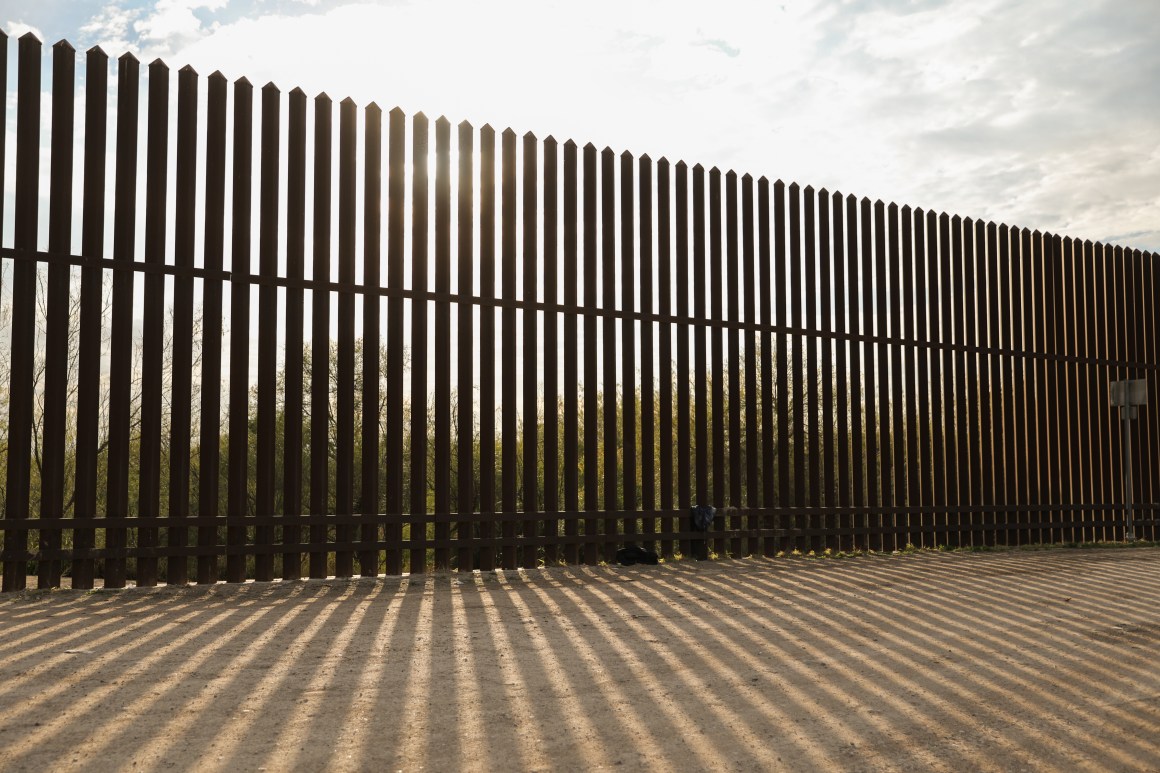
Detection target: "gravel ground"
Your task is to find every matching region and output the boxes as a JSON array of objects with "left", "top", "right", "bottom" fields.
[{"left": 1, "top": 547, "right": 1159, "bottom": 772}]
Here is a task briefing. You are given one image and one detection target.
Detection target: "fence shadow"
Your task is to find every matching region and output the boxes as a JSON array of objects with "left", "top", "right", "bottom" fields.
[{"left": 2, "top": 549, "right": 1159, "bottom": 771}]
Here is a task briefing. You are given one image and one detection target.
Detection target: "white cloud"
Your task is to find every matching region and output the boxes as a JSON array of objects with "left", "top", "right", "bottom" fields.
[{"left": 3, "top": 20, "right": 45, "bottom": 41}]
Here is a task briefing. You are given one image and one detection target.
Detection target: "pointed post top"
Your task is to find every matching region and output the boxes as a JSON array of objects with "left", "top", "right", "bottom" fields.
[
  {"left": 564, "top": 138, "right": 577, "bottom": 149},
  {"left": 742, "top": 172, "right": 753, "bottom": 182},
  {"left": 314, "top": 90, "right": 330, "bottom": 102},
  {"left": 693, "top": 162, "right": 704, "bottom": 172},
  {"left": 657, "top": 155, "right": 669, "bottom": 165},
  {"left": 709, "top": 165, "right": 720, "bottom": 175},
  {"left": 1084, "top": 239, "right": 1093, "bottom": 248},
  {"left": 621, "top": 149, "right": 633, "bottom": 160},
  {"left": 86, "top": 44, "right": 107, "bottom": 58},
  {"left": 340, "top": 95, "right": 356, "bottom": 106},
  {"left": 501, "top": 126, "right": 516, "bottom": 137},
  {"left": 389, "top": 105, "right": 405, "bottom": 117},
  {"left": 414, "top": 110, "right": 428, "bottom": 122},
  {"left": 435, "top": 114, "right": 450, "bottom": 126},
  {"left": 639, "top": 152, "right": 650, "bottom": 163},
  {"left": 804, "top": 183, "right": 814, "bottom": 194},
  {"left": 901, "top": 203, "right": 911, "bottom": 214},
  {"left": 235, "top": 75, "right": 252, "bottom": 88},
  {"left": 602, "top": 145, "right": 615, "bottom": 156},
  {"left": 19, "top": 30, "right": 41, "bottom": 44},
  {"left": 263, "top": 80, "right": 280, "bottom": 92},
  {"left": 726, "top": 169, "right": 737, "bottom": 180},
  {"left": 481, "top": 122, "right": 495, "bottom": 134},
  {"left": 148, "top": 57, "right": 168, "bottom": 70},
  {"left": 544, "top": 134, "right": 556, "bottom": 144},
  {"left": 367, "top": 101, "right": 382, "bottom": 114},
  {"left": 758, "top": 175, "right": 769, "bottom": 185},
  {"left": 180, "top": 64, "right": 198, "bottom": 76},
  {"left": 287, "top": 85, "right": 305, "bottom": 97},
  {"left": 774, "top": 178, "right": 785, "bottom": 188},
  {"left": 583, "top": 141, "right": 597, "bottom": 151},
  {"left": 53, "top": 38, "right": 75, "bottom": 52},
  {"left": 523, "top": 129, "right": 536, "bottom": 141},
  {"left": 119, "top": 51, "right": 139, "bottom": 65},
  {"left": 818, "top": 186, "right": 827, "bottom": 197},
  {"left": 676, "top": 159, "right": 688, "bottom": 170},
  {"left": 939, "top": 211, "right": 950, "bottom": 221}
]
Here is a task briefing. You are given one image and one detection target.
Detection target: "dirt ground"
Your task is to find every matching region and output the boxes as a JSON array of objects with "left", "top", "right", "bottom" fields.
[{"left": 1, "top": 548, "right": 1159, "bottom": 772}]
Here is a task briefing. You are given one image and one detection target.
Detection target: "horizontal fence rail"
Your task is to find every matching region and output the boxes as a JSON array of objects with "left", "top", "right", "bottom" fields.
[{"left": 0, "top": 30, "right": 1157, "bottom": 590}]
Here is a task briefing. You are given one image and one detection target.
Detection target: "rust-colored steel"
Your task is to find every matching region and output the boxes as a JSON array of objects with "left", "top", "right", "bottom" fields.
[
  {"left": 862, "top": 199, "right": 879, "bottom": 546},
  {"left": 384, "top": 107, "right": 406, "bottom": 575},
  {"left": 937, "top": 213, "right": 955, "bottom": 545},
  {"left": 334, "top": 97, "right": 357, "bottom": 578},
  {"left": 104, "top": 52, "right": 139, "bottom": 590},
  {"left": 255, "top": 81, "right": 280, "bottom": 583},
  {"left": 361, "top": 103, "right": 382, "bottom": 577},
  {"left": 411, "top": 113, "right": 431, "bottom": 573},
  {"left": 309, "top": 93, "right": 332, "bottom": 579},
  {"left": 982, "top": 222, "right": 999, "bottom": 544},
  {"left": 1015, "top": 228, "right": 1033, "bottom": 545},
  {"left": 583, "top": 143, "right": 600, "bottom": 564},
  {"left": 501, "top": 128, "right": 517, "bottom": 568},
  {"left": 622, "top": 151, "right": 638, "bottom": 547},
  {"left": 227, "top": 77, "right": 253, "bottom": 584},
  {"left": 743, "top": 175, "right": 760, "bottom": 555},
  {"left": 73, "top": 45, "right": 109, "bottom": 590},
  {"left": 478, "top": 125, "right": 496, "bottom": 571},
  {"left": 522, "top": 131, "right": 540, "bottom": 568},
  {"left": 888, "top": 203, "right": 905, "bottom": 552},
  {"left": 1034, "top": 232, "right": 1050, "bottom": 543},
  {"left": 542, "top": 136, "right": 558, "bottom": 564},
  {"left": 282, "top": 87, "right": 307, "bottom": 581},
  {"left": 962, "top": 218, "right": 979, "bottom": 545},
  {"left": 658, "top": 159, "right": 675, "bottom": 558},
  {"left": 902, "top": 206, "right": 920, "bottom": 546},
  {"left": 999, "top": 225, "right": 1016, "bottom": 545},
  {"left": 726, "top": 170, "right": 742, "bottom": 556},
  {"left": 457, "top": 121, "right": 476, "bottom": 570},
  {"left": 694, "top": 165, "right": 709, "bottom": 521},
  {"left": 914, "top": 209, "right": 933, "bottom": 545},
  {"left": 38, "top": 39, "right": 75, "bottom": 590},
  {"left": 846, "top": 196, "right": 863, "bottom": 550},
  {"left": 710, "top": 167, "right": 726, "bottom": 556},
  {"left": 602, "top": 147, "right": 619, "bottom": 562},
  {"left": 563, "top": 140, "right": 580, "bottom": 565},
  {"left": 776, "top": 183, "right": 790, "bottom": 519},
  {"left": 759, "top": 180, "right": 775, "bottom": 555},
  {"left": 675, "top": 161, "right": 692, "bottom": 558},
  {"left": 802, "top": 185, "right": 821, "bottom": 547},
  {"left": 433, "top": 116, "right": 451, "bottom": 571},
  {"left": 640, "top": 154, "right": 656, "bottom": 551},
  {"left": 167, "top": 65, "right": 198, "bottom": 585},
  {"left": 819, "top": 190, "right": 835, "bottom": 550},
  {"left": 804, "top": 186, "right": 820, "bottom": 551},
  {"left": 199, "top": 71, "right": 227, "bottom": 584},
  {"left": 789, "top": 183, "right": 804, "bottom": 546},
  {"left": 137, "top": 58, "right": 168, "bottom": 587},
  {"left": 929, "top": 213, "right": 947, "bottom": 545},
  {"left": 833, "top": 192, "right": 850, "bottom": 550}
]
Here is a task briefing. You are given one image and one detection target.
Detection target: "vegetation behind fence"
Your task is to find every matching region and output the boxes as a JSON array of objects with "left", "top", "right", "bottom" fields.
[{"left": 1, "top": 31, "right": 1157, "bottom": 591}]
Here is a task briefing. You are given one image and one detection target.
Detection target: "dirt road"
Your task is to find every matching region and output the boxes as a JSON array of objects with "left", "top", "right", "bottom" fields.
[{"left": 2, "top": 548, "right": 1159, "bottom": 772}]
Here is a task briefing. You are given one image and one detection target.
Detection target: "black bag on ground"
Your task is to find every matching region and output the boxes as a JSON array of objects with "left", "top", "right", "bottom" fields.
[{"left": 616, "top": 544, "right": 660, "bottom": 566}]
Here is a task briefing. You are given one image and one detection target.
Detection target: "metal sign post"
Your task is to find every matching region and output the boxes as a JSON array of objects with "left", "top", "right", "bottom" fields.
[{"left": 1110, "top": 379, "right": 1148, "bottom": 541}]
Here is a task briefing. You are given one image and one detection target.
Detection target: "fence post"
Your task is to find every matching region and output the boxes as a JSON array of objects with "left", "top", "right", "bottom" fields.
[{"left": 39, "top": 38, "right": 76, "bottom": 590}]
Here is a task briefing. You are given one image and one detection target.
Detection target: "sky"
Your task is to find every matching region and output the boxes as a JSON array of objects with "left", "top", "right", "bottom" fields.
[{"left": 2, "top": 0, "right": 1158, "bottom": 253}]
